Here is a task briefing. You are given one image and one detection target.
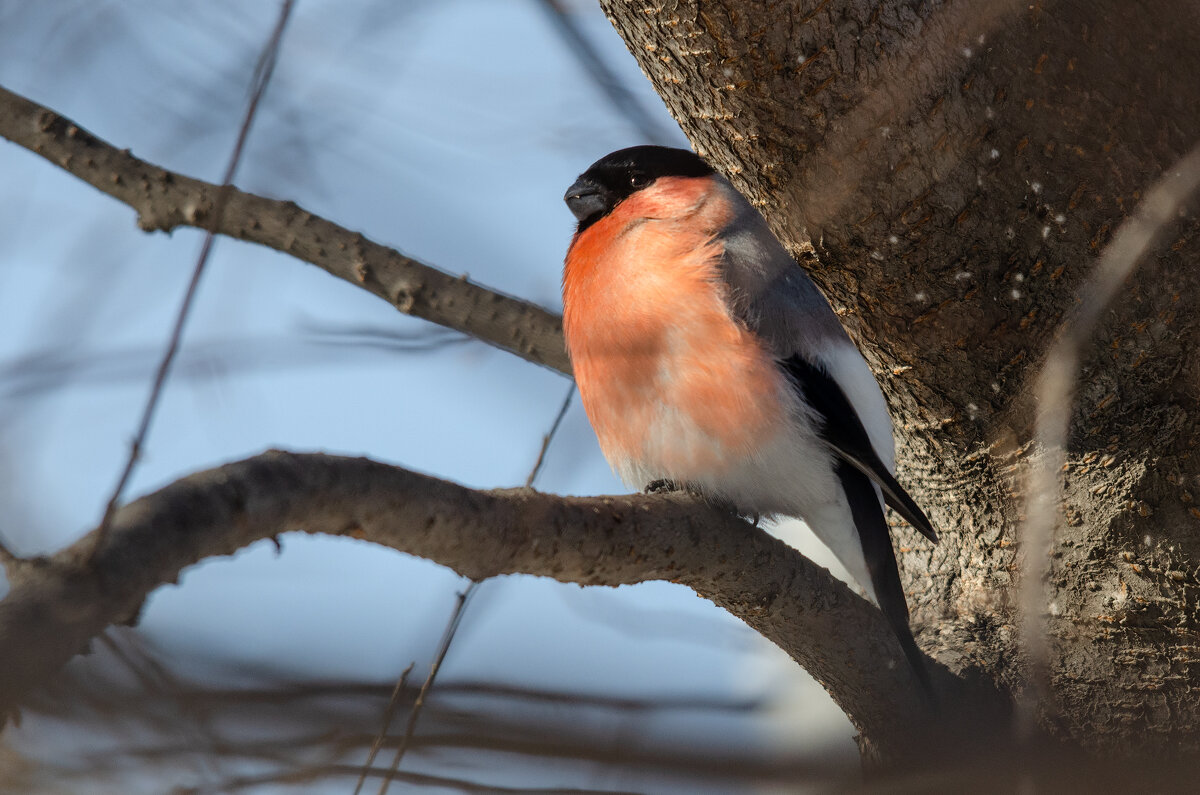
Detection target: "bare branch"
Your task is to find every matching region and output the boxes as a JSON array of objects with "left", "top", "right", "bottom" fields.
[
  {"left": 0, "top": 330, "right": 467, "bottom": 402},
  {"left": 91, "top": 0, "right": 296, "bottom": 560},
  {"left": 199, "top": 763, "right": 635, "bottom": 795},
  {"left": 0, "top": 451, "right": 953, "bottom": 756},
  {"left": 536, "top": 0, "right": 679, "bottom": 145},
  {"left": 378, "top": 583, "right": 477, "bottom": 793},
  {"left": 0, "top": 83, "right": 570, "bottom": 375},
  {"left": 362, "top": 378, "right": 576, "bottom": 789},
  {"left": 353, "top": 662, "right": 413, "bottom": 795},
  {"left": 525, "top": 383, "right": 576, "bottom": 488}
]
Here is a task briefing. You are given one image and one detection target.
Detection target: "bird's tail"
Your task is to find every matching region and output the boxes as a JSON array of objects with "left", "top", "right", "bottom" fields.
[
  {"left": 888, "top": 605, "right": 937, "bottom": 706},
  {"left": 838, "top": 462, "right": 938, "bottom": 706}
]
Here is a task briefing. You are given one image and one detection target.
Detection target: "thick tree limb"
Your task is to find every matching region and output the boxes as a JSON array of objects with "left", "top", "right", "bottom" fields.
[
  {"left": 0, "top": 451, "right": 949, "bottom": 756},
  {"left": 0, "top": 84, "right": 570, "bottom": 375}
]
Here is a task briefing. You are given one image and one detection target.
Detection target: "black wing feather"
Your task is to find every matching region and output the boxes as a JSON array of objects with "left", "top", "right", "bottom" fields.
[
  {"left": 837, "top": 460, "right": 935, "bottom": 699},
  {"left": 782, "top": 355, "right": 939, "bottom": 543}
]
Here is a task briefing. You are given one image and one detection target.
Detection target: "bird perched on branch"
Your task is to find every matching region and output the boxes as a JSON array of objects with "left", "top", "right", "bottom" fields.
[{"left": 560, "top": 145, "right": 938, "bottom": 695}]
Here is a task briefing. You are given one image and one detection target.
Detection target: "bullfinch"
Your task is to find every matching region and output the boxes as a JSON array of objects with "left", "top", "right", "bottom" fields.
[{"left": 561, "top": 145, "right": 938, "bottom": 695}]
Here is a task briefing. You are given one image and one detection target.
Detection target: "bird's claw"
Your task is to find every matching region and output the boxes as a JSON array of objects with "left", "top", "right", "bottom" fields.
[
  {"left": 728, "top": 505, "right": 762, "bottom": 527},
  {"left": 644, "top": 481, "right": 759, "bottom": 525}
]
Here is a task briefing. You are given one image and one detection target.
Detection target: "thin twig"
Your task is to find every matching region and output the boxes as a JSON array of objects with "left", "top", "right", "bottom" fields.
[
  {"left": 98, "top": 633, "right": 223, "bottom": 785},
  {"left": 376, "top": 582, "right": 479, "bottom": 795},
  {"left": 0, "top": 332, "right": 467, "bottom": 403},
  {"left": 87, "top": 0, "right": 296, "bottom": 561},
  {"left": 81, "top": 676, "right": 760, "bottom": 713},
  {"left": 369, "top": 380, "right": 577, "bottom": 792},
  {"left": 536, "top": 0, "right": 678, "bottom": 145},
  {"left": 526, "top": 382, "right": 577, "bottom": 487},
  {"left": 1018, "top": 142, "right": 1200, "bottom": 741},
  {"left": 210, "top": 763, "right": 636, "bottom": 794},
  {"left": 351, "top": 662, "right": 414, "bottom": 795}
]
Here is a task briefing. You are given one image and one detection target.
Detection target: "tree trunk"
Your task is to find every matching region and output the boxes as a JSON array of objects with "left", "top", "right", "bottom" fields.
[{"left": 600, "top": 0, "right": 1200, "bottom": 756}]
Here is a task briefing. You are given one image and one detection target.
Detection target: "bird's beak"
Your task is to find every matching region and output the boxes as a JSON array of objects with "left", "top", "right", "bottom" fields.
[{"left": 564, "top": 177, "right": 608, "bottom": 223}]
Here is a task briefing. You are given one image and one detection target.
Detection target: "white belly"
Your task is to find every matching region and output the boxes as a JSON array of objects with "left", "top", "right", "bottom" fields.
[{"left": 615, "top": 397, "right": 880, "bottom": 603}]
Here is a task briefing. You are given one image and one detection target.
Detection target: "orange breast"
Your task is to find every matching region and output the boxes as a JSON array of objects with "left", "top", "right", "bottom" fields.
[{"left": 562, "top": 177, "right": 785, "bottom": 480}]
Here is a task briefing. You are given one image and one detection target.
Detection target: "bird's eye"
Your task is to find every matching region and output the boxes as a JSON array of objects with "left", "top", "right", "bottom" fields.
[{"left": 629, "top": 172, "right": 650, "bottom": 188}]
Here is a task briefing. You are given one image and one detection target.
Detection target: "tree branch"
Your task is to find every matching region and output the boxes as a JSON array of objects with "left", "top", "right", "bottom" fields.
[
  {"left": 0, "top": 451, "right": 948, "bottom": 756},
  {"left": 0, "top": 80, "right": 1007, "bottom": 759},
  {"left": 0, "top": 84, "right": 570, "bottom": 375}
]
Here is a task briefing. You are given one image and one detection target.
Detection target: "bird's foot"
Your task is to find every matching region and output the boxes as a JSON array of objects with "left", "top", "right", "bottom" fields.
[
  {"left": 644, "top": 481, "right": 759, "bottom": 525},
  {"left": 726, "top": 504, "right": 762, "bottom": 527},
  {"left": 645, "top": 480, "right": 709, "bottom": 501}
]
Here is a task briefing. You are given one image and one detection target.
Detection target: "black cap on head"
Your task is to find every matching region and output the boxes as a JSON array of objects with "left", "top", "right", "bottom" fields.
[{"left": 564, "top": 145, "right": 714, "bottom": 231}]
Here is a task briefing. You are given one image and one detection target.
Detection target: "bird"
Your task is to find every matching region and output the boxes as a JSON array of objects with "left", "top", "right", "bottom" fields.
[{"left": 560, "top": 145, "right": 939, "bottom": 696}]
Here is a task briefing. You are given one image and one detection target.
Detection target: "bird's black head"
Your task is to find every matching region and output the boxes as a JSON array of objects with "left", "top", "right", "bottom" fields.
[{"left": 564, "top": 145, "right": 714, "bottom": 231}]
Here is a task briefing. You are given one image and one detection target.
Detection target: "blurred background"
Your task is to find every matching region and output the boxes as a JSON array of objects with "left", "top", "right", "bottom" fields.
[{"left": 0, "top": 1, "right": 859, "bottom": 791}]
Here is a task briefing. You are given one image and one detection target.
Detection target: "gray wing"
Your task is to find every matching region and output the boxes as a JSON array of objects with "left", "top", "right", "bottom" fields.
[
  {"left": 781, "top": 351, "right": 939, "bottom": 543},
  {"left": 711, "top": 178, "right": 851, "bottom": 352},
  {"left": 714, "top": 179, "right": 938, "bottom": 543}
]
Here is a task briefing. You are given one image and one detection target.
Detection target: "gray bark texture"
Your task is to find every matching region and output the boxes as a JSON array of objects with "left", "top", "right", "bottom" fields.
[
  {"left": 0, "top": 452, "right": 940, "bottom": 757},
  {"left": 597, "top": 0, "right": 1200, "bottom": 757}
]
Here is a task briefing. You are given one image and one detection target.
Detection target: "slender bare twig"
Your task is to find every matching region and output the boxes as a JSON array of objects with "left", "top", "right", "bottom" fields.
[
  {"left": 299, "top": 320, "right": 468, "bottom": 353},
  {"left": 1018, "top": 142, "right": 1200, "bottom": 739},
  {"left": 41, "top": 675, "right": 760, "bottom": 714},
  {"left": 206, "top": 764, "right": 635, "bottom": 795},
  {"left": 97, "top": 632, "right": 223, "bottom": 786},
  {"left": 377, "top": 583, "right": 479, "bottom": 795},
  {"left": 526, "top": 383, "right": 577, "bottom": 488},
  {"left": 89, "top": 0, "right": 296, "bottom": 560},
  {"left": 351, "top": 663, "right": 413, "bottom": 795},
  {"left": 536, "top": 0, "right": 678, "bottom": 145},
  {"left": 0, "top": 330, "right": 467, "bottom": 403},
  {"left": 368, "top": 380, "right": 578, "bottom": 791},
  {"left": 121, "top": 727, "right": 827, "bottom": 781}
]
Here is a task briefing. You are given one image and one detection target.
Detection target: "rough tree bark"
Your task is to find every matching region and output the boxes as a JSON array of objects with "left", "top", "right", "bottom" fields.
[
  {"left": 597, "top": 0, "right": 1200, "bottom": 757},
  {"left": 0, "top": 453, "right": 936, "bottom": 756}
]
